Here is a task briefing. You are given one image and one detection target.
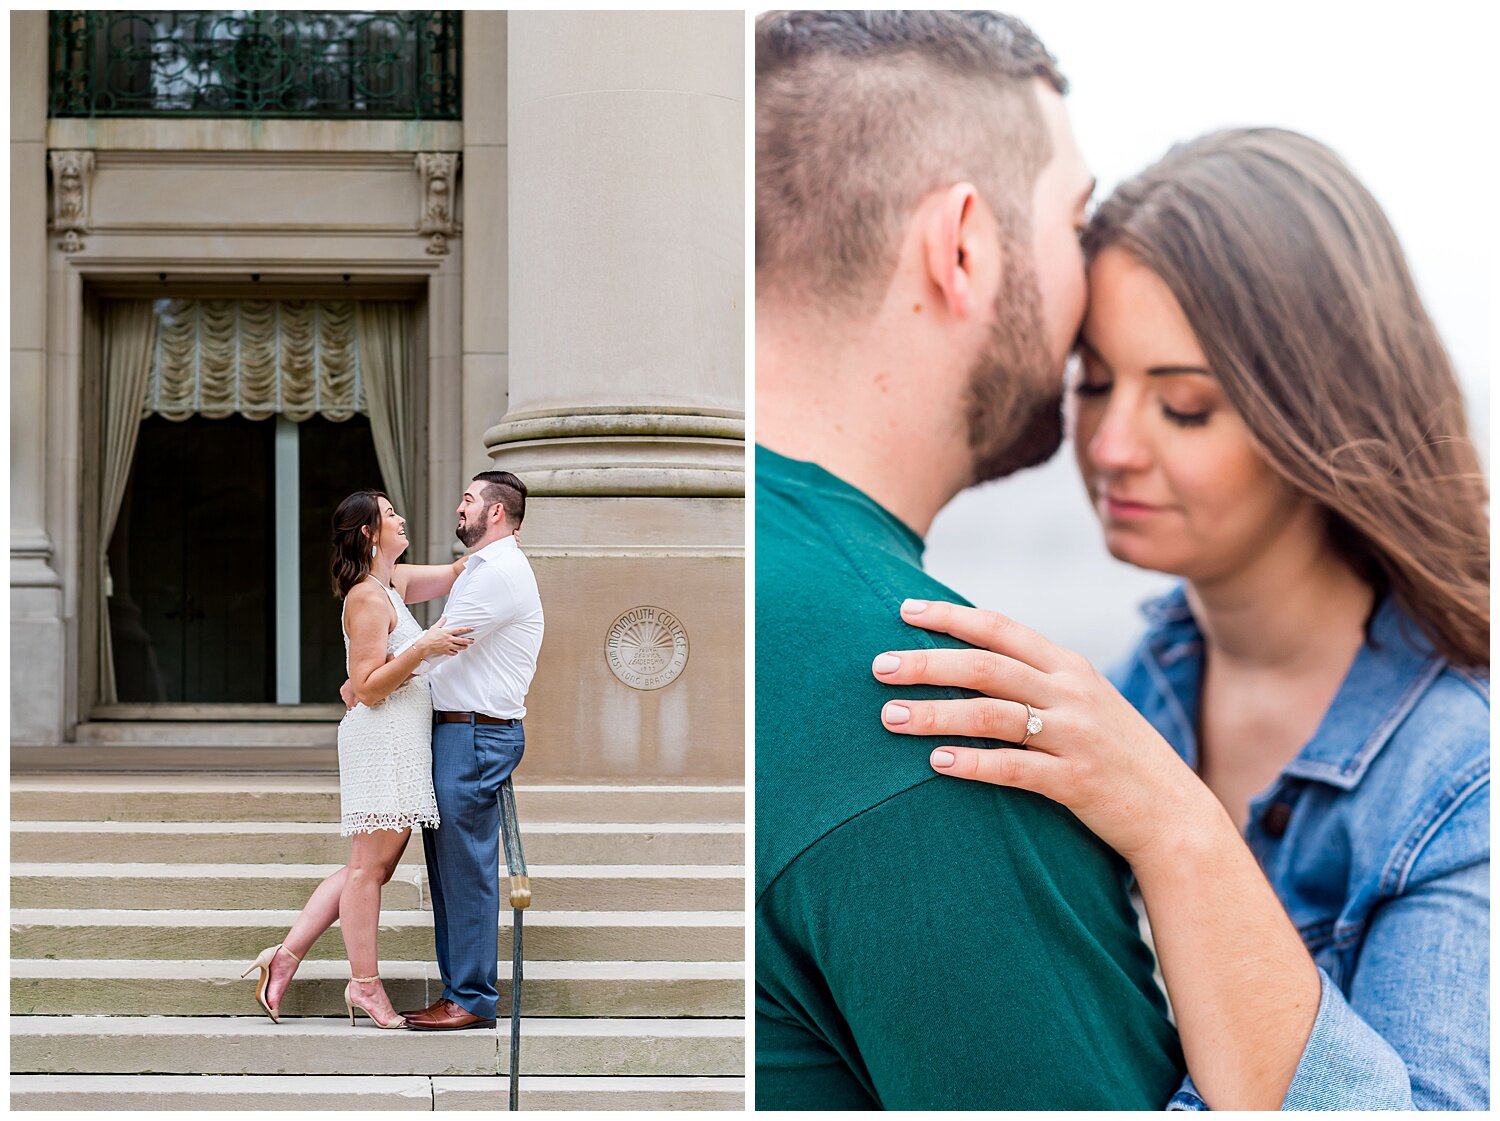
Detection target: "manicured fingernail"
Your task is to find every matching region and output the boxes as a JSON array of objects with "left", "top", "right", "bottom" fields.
[
  {"left": 883, "top": 703, "right": 910, "bottom": 725},
  {"left": 902, "top": 599, "right": 928, "bottom": 615},
  {"left": 872, "top": 653, "right": 901, "bottom": 675},
  {"left": 931, "top": 749, "right": 956, "bottom": 768}
]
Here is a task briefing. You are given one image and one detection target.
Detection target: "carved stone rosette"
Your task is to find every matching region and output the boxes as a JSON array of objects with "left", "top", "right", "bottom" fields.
[
  {"left": 415, "top": 152, "right": 459, "bottom": 255},
  {"left": 49, "top": 149, "right": 95, "bottom": 253}
]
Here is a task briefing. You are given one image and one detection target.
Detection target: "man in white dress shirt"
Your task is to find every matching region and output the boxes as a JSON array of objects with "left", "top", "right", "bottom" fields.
[{"left": 401, "top": 470, "right": 544, "bottom": 1030}]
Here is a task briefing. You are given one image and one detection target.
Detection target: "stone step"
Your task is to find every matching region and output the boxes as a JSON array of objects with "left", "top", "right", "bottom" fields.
[
  {"left": 11, "top": 862, "right": 745, "bottom": 912},
  {"left": 14, "top": 731, "right": 745, "bottom": 781},
  {"left": 71, "top": 722, "right": 337, "bottom": 747},
  {"left": 10, "top": 909, "right": 745, "bottom": 963},
  {"left": 12, "top": 959, "right": 745, "bottom": 1018},
  {"left": 15, "top": 725, "right": 341, "bottom": 775},
  {"left": 12, "top": 820, "right": 745, "bottom": 866},
  {"left": 11, "top": 1016, "right": 746, "bottom": 1077},
  {"left": 441, "top": 1075, "right": 745, "bottom": 1111},
  {"left": 11, "top": 777, "right": 745, "bottom": 824},
  {"left": 9, "top": 1073, "right": 746, "bottom": 1111}
]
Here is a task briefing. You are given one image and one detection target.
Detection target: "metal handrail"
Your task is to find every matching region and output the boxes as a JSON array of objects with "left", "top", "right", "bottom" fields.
[{"left": 498, "top": 776, "right": 529, "bottom": 1111}]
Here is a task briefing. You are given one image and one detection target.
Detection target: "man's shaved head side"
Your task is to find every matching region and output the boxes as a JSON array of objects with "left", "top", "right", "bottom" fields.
[{"left": 756, "top": 10, "right": 1067, "bottom": 315}]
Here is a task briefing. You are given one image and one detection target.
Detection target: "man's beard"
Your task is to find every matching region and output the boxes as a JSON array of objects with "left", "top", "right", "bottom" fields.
[
  {"left": 455, "top": 517, "right": 486, "bottom": 548},
  {"left": 961, "top": 252, "right": 1064, "bottom": 486}
]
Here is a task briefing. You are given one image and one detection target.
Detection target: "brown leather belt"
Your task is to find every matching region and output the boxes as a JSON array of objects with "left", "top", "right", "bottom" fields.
[{"left": 435, "top": 710, "right": 520, "bottom": 726}]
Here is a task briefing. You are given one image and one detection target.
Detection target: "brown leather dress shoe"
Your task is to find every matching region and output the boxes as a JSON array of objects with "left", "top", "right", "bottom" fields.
[
  {"left": 399, "top": 997, "right": 450, "bottom": 1021},
  {"left": 403, "top": 998, "right": 497, "bottom": 1031}
]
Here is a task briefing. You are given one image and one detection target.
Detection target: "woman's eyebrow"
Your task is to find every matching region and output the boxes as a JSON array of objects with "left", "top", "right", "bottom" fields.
[{"left": 1077, "top": 336, "right": 1211, "bottom": 378}]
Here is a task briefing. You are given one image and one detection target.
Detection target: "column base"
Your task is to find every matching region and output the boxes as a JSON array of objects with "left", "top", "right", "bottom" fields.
[
  {"left": 12, "top": 535, "right": 61, "bottom": 588},
  {"left": 12, "top": 585, "right": 68, "bottom": 744}
]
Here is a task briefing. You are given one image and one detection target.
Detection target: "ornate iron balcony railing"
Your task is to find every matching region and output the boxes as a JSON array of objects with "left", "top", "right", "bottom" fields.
[{"left": 49, "top": 11, "right": 460, "bottom": 119}]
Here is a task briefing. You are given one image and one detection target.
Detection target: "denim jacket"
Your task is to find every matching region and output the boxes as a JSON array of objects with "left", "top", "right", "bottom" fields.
[{"left": 1112, "top": 585, "right": 1489, "bottom": 1111}]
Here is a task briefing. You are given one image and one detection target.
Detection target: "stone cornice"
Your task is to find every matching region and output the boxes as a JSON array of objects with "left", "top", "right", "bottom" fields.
[{"left": 47, "top": 118, "right": 465, "bottom": 154}]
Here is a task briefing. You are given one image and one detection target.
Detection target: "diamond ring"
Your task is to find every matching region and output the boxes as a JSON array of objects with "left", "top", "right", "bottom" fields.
[{"left": 1020, "top": 703, "right": 1043, "bottom": 746}]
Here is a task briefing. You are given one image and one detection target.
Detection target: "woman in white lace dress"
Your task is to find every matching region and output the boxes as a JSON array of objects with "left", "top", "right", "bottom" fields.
[{"left": 241, "top": 490, "right": 475, "bottom": 1029}]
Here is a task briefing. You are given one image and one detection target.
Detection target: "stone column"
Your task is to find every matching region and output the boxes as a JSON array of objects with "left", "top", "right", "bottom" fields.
[
  {"left": 11, "top": 11, "right": 68, "bottom": 743},
  {"left": 496, "top": 11, "right": 744, "bottom": 494},
  {"left": 496, "top": 12, "right": 744, "bottom": 779}
]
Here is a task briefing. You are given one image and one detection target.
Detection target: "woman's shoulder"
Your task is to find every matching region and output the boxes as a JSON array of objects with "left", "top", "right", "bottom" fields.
[
  {"left": 343, "top": 577, "right": 396, "bottom": 621},
  {"left": 1398, "top": 661, "right": 1488, "bottom": 795},
  {"left": 1361, "top": 662, "right": 1489, "bottom": 890},
  {"left": 1360, "top": 596, "right": 1487, "bottom": 769},
  {"left": 344, "top": 576, "right": 386, "bottom": 602},
  {"left": 1432, "top": 662, "right": 1489, "bottom": 711},
  {"left": 1393, "top": 661, "right": 1489, "bottom": 770}
]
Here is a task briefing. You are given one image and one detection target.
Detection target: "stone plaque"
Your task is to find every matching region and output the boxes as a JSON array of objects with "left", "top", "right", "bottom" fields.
[{"left": 605, "top": 606, "right": 690, "bottom": 691}]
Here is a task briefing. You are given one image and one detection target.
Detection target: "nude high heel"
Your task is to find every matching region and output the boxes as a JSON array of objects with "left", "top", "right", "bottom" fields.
[
  {"left": 345, "top": 974, "right": 407, "bottom": 1029},
  {"left": 241, "top": 942, "right": 300, "bottom": 1024}
]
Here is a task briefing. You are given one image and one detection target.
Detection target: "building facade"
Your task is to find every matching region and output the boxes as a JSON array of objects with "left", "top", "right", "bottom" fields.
[{"left": 10, "top": 11, "right": 746, "bottom": 781}]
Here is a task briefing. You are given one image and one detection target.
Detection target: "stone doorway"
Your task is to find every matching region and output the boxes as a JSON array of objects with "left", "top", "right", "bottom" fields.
[{"left": 90, "top": 294, "right": 416, "bottom": 717}]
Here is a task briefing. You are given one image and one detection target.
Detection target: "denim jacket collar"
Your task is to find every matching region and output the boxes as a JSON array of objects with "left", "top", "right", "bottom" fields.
[{"left": 1139, "top": 584, "right": 1447, "bottom": 791}]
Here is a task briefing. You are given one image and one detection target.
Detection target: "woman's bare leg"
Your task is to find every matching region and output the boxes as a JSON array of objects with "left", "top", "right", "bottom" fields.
[
  {"left": 341, "top": 827, "right": 412, "bottom": 1017},
  {"left": 265, "top": 866, "right": 348, "bottom": 1010}
]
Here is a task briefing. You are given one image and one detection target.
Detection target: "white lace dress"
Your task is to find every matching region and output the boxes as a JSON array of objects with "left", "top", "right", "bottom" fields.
[{"left": 338, "top": 577, "right": 441, "bottom": 836}]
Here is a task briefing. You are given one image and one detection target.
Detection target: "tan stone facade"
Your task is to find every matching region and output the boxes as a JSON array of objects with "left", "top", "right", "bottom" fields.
[{"left": 9, "top": 11, "right": 745, "bottom": 781}]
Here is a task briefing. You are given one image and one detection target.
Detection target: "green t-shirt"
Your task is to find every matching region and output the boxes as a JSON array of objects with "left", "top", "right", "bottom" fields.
[{"left": 755, "top": 445, "right": 1184, "bottom": 1110}]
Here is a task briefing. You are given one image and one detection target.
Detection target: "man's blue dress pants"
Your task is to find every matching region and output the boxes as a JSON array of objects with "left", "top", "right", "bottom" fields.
[{"left": 424, "top": 716, "right": 526, "bottom": 1019}]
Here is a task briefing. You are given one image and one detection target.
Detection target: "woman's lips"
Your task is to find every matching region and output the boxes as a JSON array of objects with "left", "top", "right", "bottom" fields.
[{"left": 1101, "top": 494, "right": 1163, "bottom": 520}]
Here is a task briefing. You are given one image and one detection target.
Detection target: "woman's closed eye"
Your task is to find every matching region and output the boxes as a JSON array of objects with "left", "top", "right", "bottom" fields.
[
  {"left": 1072, "top": 378, "right": 1214, "bottom": 427},
  {"left": 1157, "top": 384, "right": 1217, "bottom": 427},
  {"left": 1161, "top": 403, "right": 1212, "bottom": 427}
]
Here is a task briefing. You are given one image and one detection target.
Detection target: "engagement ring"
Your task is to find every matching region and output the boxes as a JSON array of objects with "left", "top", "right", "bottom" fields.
[{"left": 1020, "top": 703, "right": 1043, "bottom": 746}]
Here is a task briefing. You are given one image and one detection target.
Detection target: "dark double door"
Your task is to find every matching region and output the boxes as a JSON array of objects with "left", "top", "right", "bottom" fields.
[{"left": 108, "top": 414, "right": 384, "bottom": 704}]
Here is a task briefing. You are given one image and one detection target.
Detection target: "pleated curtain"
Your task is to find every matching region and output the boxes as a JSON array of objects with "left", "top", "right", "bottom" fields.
[
  {"left": 146, "top": 299, "right": 365, "bottom": 422},
  {"left": 143, "top": 299, "right": 413, "bottom": 514},
  {"left": 354, "top": 302, "right": 415, "bottom": 517},
  {"left": 97, "top": 302, "right": 159, "bottom": 704}
]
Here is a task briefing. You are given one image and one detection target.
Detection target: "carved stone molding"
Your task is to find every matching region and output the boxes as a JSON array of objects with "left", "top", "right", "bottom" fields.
[
  {"left": 485, "top": 410, "right": 746, "bottom": 497},
  {"left": 415, "top": 152, "right": 459, "bottom": 255},
  {"left": 49, "top": 149, "right": 95, "bottom": 253}
]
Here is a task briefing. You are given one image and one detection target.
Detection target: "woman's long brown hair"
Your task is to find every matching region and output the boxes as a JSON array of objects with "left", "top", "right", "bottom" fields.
[
  {"left": 1084, "top": 128, "right": 1488, "bottom": 666},
  {"left": 331, "top": 489, "right": 390, "bottom": 600}
]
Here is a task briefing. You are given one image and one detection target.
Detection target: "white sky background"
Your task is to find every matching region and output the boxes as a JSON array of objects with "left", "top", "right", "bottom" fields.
[{"left": 923, "top": 1, "right": 1495, "bottom": 668}]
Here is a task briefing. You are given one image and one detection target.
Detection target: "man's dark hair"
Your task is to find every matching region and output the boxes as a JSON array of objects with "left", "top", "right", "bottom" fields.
[
  {"left": 473, "top": 470, "right": 527, "bottom": 528},
  {"left": 756, "top": 10, "right": 1067, "bottom": 312}
]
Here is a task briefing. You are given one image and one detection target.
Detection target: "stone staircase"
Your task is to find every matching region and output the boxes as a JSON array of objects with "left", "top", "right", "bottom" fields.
[{"left": 10, "top": 775, "right": 746, "bottom": 1110}]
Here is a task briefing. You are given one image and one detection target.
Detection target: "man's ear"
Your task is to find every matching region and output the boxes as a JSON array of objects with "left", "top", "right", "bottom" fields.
[{"left": 923, "top": 182, "right": 982, "bottom": 320}]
